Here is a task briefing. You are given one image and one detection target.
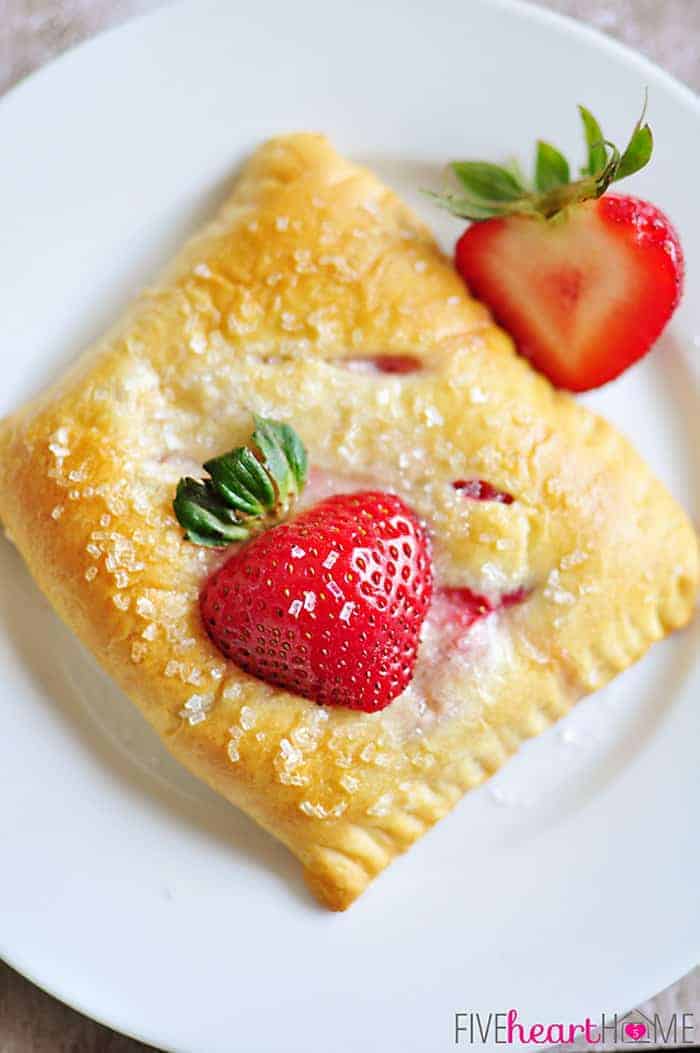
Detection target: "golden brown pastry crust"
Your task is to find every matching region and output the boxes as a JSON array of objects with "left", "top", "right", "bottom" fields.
[{"left": 0, "top": 134, "right": 697, "bottom": 910}]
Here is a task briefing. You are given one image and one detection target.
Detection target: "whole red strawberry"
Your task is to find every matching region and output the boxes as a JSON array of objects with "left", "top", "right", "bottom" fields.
[
  {"left": 430, "top": 100, "right": 684, "bottom": 392},
  {"left": 201, "top": 491, "right": 432, "bottom": 711},
  {"left": 173, "top": 418, "right": 433, "bottom": 712}
]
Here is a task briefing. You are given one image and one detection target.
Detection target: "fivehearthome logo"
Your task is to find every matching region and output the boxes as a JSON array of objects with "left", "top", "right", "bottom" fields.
[{"left": 454, "top": 1008, "right": 696, "bottom": 1046}]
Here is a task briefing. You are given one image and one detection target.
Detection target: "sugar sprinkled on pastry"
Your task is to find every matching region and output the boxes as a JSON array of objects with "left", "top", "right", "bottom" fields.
[{"left": 0, "top": 134, "right": 697, "bottom": 910}]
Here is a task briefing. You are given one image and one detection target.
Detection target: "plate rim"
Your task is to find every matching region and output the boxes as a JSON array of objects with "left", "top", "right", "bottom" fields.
[{"left": 2, "top": 0, "right": 698, "bottom": 118}]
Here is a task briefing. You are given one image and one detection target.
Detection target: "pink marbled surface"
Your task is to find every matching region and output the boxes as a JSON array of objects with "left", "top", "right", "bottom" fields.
[{"left": 0, "top": 2, "right": 698, "bottom": 1050}]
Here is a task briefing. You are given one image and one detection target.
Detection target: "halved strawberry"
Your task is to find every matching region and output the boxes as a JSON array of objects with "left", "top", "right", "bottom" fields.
[{"left": 430, "top": 102, "right": 684, "bottom": 391}]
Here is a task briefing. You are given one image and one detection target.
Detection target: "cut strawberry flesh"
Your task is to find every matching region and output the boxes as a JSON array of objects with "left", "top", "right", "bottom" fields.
[
  {"left": 500, "top": 586, "right": 529, "bottom": 609},
  {"left": 455, "top": 194, "right": 683, "bottom": 392},
  {"left": 343, "top": 354, "right": 422, "bottom": 374},
  {"left": 438, "top": 585, "right": 527, "bottom": 631},
  {"left": 452, "top": 479, "right": 514, "bottom": 504},
  {"left": 438, "top": 587, "right": 491, "bottom": 630}
]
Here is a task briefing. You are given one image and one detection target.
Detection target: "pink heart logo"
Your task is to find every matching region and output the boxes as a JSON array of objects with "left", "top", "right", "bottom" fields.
[{"left": 624, "top": 1022, "right": 647, "bottom": 1041}]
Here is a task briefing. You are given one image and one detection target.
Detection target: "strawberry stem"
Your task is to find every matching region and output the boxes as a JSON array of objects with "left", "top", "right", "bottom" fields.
[
  {"left": 426, "top": 97, "right": 653, "bottom": 223},
  {"left": 173, "top": 417, "right": 308, "bottom": 547}
]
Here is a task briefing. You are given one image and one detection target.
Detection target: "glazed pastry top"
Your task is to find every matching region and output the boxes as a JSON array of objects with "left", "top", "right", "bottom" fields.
[{"left": 0, "top": 134, "right": 696, "bottom": 906}]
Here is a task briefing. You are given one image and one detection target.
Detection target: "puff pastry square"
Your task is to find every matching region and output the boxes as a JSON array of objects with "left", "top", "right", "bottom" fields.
[{"left": 1, "top": 134, "right": 697, "bottom": 910}]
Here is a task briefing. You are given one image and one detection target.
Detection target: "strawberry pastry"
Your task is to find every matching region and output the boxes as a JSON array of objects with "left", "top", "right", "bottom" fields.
[{"left": 0, "top": 132, "right": 696, "bottom": 910}]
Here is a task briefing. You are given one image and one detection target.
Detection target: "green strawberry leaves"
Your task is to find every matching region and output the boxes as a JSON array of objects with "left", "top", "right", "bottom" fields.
[
  {"left": 452, "top": 161, "right": 526, "bottom": 201},
  {"left": 535, "top": 141, "right": 571, "bottom": 192},
  {"left": 426, "top": 161, "right": 532, "bottom": 222},
  {"left": 173, "top": 416, "right": 308, "bottom": 547},
  {"left": 251, "top": 416, "right": 307, "bottom": 505},
  {"left": 616, "top": 109, "right": 653, "bottom": 180},
  {"left": 578, "top": 105, "right": 607, "bottom": 176},
  {"left": 173, "top": 479, "right": 249, "bottom": 547},
  {"left": 204, "top": 445, "right": 274, "bottom": 517},
  {"left": 428, "top": 97, "right": 654, "bottom": 222}
]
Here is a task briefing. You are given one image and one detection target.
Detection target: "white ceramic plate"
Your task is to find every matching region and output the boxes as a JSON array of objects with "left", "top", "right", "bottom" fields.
[{"left": 1, "top": 2, "right": 698, "bottom": 1050}]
